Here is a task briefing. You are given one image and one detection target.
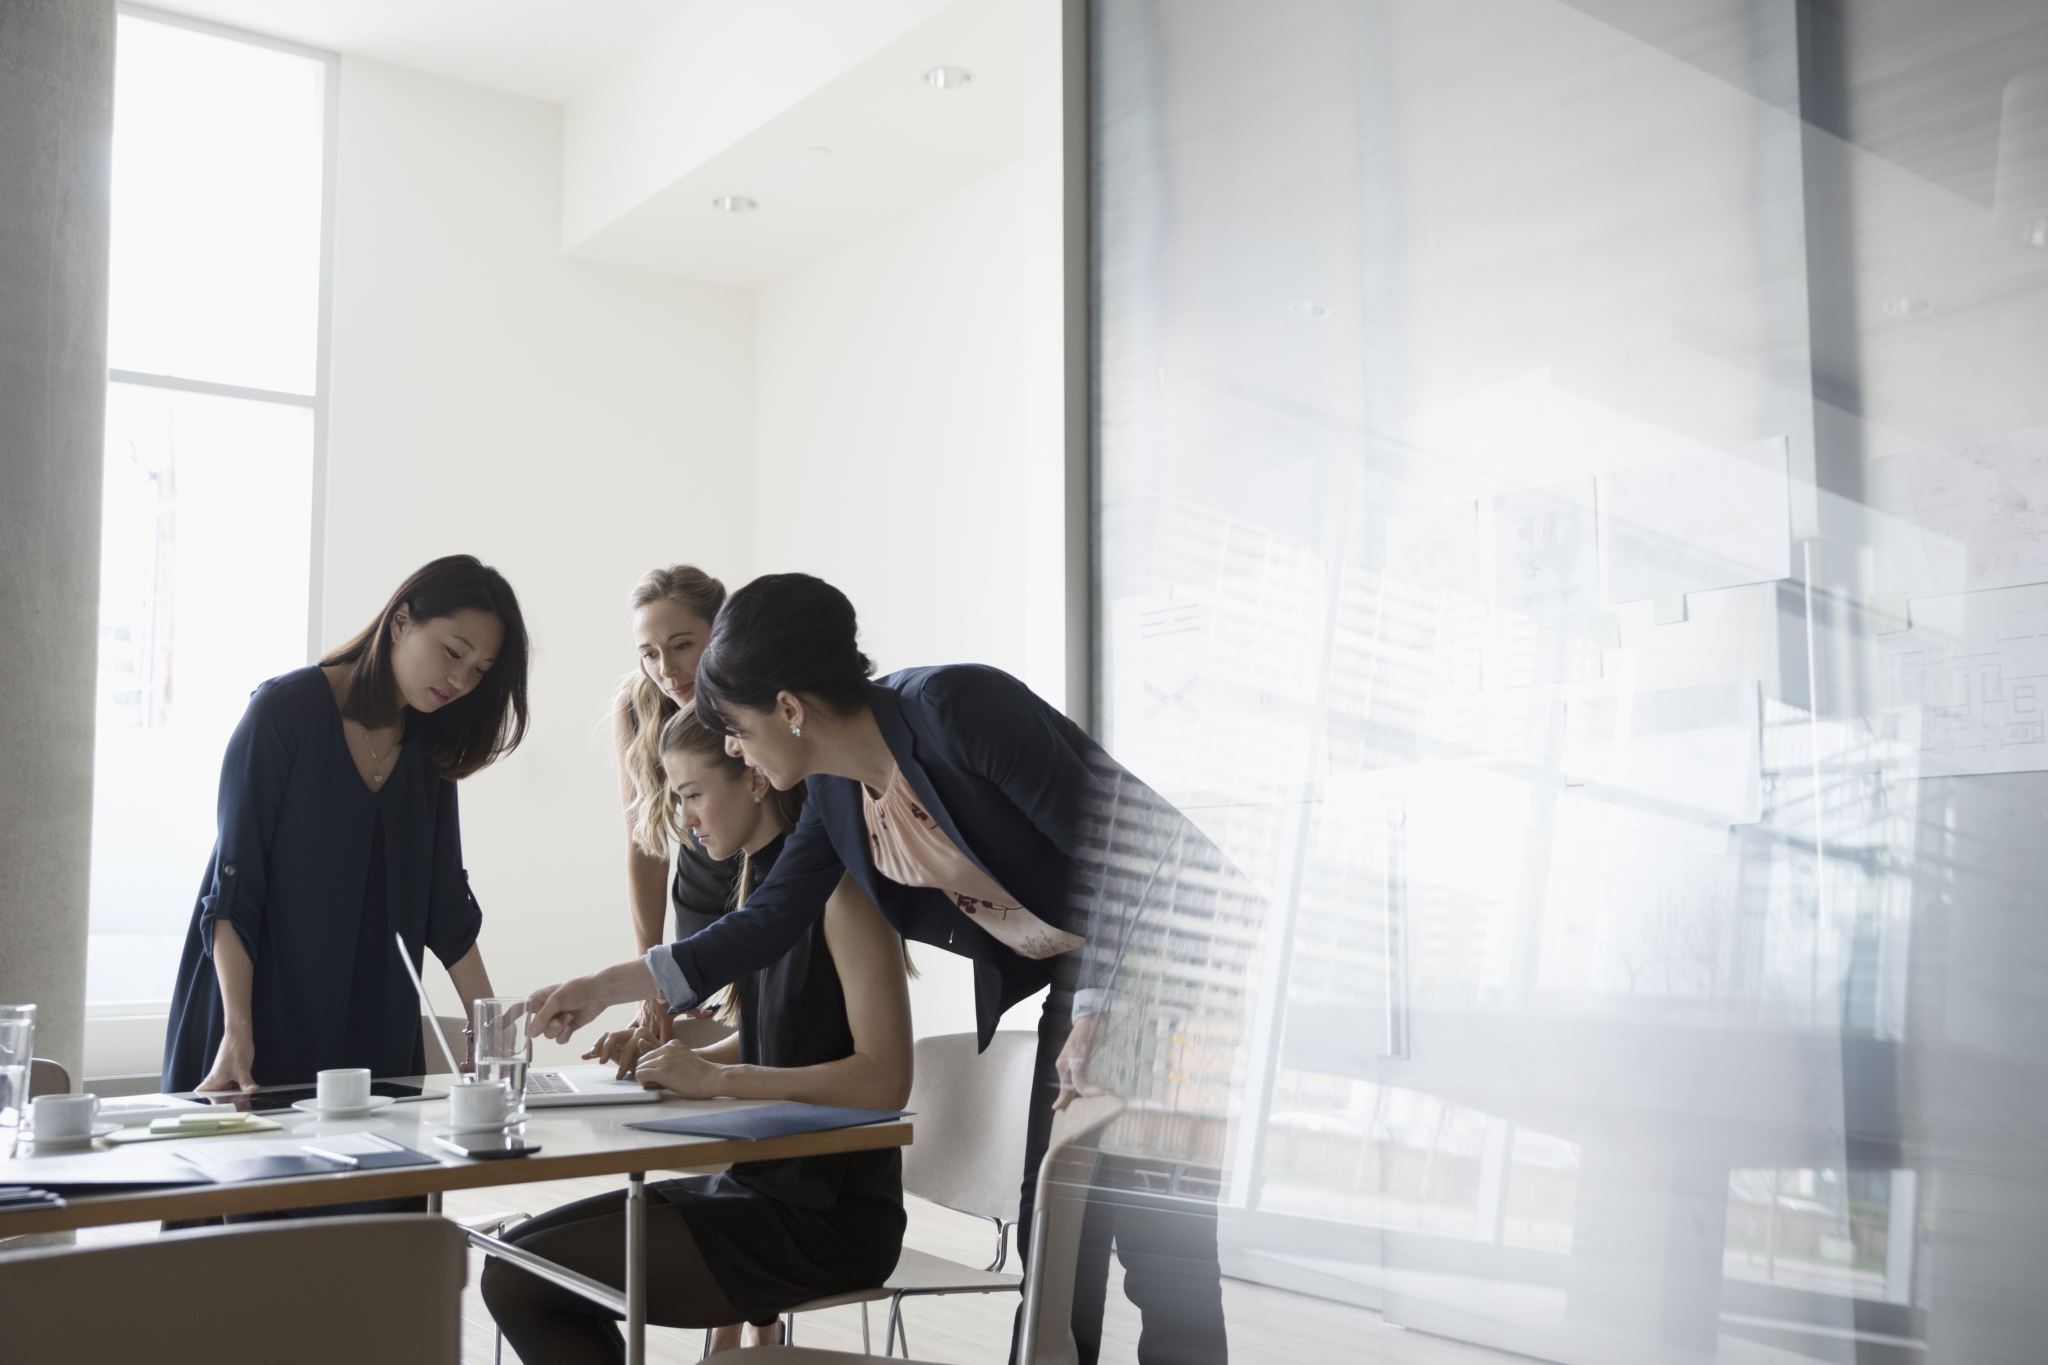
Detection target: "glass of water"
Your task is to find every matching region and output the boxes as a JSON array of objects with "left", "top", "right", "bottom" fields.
[
  {"left": 472, "top": 997, "right": 530, "bottom": 1113},
  {"left": 0, "top": 1004, "right": 37, "bottom": 1137}
]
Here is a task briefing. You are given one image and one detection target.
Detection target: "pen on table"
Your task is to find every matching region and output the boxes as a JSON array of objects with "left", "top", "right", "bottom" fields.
[{"left": 302, "top": 1145, "right": 360, "bottom": 1168}]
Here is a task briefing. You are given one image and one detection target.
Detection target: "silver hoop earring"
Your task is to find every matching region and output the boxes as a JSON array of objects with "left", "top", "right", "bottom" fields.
[{"left": 789, "top": 724, "right": 803, "bottom": 738}]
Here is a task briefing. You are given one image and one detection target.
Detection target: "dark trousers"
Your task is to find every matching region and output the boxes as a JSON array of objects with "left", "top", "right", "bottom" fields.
[
  {"left": 1014, "top": 980, "right": 1228, "bottom": 1365},
  {"left": 480, "top": 1189, "right": 751, "bottom": 1365}
]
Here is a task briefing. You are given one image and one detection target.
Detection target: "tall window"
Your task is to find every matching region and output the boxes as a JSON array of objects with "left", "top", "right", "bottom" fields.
[{"left": 89, "top": 12, "right": 331, "bottom": 1013}]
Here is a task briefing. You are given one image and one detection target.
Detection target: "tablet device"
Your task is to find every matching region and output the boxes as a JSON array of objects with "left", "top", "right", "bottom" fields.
[{"left": 194, "top": 1080, "right": 443, "bottom": 1113}]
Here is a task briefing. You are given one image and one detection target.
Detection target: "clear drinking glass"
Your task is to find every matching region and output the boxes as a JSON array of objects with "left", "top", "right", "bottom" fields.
[
  {"left": 0, "top": 1004, "right": 37, "bottom": 1135},
  {"left": 472, "top": 997, "right": 530, "bottom": 1112}
]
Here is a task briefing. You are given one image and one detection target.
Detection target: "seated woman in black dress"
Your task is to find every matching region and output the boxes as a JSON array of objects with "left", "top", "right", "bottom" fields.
[
  {"left": 482, "top": 711, "right": 912, "bottom": 1363},
  {"left": 162, "top": 554, "right": 530, "bottom": 1094}
]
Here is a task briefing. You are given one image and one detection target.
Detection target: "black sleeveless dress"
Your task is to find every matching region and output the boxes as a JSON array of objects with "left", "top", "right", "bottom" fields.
[
  {"left": 671, "top": 829, "right": 739, "bottom": 938},
  {"left": 656, "top": 834, "right": 906, "bottom": 1324}
]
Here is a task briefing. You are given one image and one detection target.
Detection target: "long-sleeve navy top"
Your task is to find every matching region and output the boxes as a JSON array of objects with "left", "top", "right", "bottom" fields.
[{"left": 161, "top": 667, "right": 484, "bottom": 1091}]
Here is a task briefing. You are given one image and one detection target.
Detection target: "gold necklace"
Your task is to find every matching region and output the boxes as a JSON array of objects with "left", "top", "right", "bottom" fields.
[{"left": 355, "top": 725, "right": 400, "bottom": 785}]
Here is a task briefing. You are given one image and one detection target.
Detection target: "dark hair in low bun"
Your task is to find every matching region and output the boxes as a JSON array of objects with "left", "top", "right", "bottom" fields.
[{"left": 693, "top": 573, "right": 874, "bottom": 733}]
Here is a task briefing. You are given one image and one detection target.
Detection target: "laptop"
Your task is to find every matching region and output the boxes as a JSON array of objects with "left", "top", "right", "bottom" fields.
[
  {"left": 393, "top": 932, "right": 664, "bottom": 1110},
  {"left": 519, "top": 1064, "right": 664, "bottom": 1108}
]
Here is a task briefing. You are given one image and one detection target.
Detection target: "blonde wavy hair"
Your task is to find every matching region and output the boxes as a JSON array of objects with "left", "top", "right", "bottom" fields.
[{"left": 619, "top": 565, "right": 727, "bottom": 858}]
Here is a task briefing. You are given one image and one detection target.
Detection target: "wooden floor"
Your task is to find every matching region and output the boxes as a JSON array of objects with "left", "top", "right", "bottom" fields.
[{"left": 439, "top": 1173, "right": 1496, "bottom": 1365}]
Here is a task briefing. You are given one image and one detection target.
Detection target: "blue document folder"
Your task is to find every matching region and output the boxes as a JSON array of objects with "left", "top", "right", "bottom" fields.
[{"left": 627, "top": 1103, "right": 908, "bottom": 1141}]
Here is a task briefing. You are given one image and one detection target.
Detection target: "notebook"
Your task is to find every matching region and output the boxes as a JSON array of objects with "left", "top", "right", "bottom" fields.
[
  {"left": 627, "top": 1102, "right": 908, "bottom": 1141},
  {"left": 176, "top": 1134, "right": 439, "bottom": 1183},
  {"left": 0, "top": 1135, "right": 436, "bottom": 1190}
]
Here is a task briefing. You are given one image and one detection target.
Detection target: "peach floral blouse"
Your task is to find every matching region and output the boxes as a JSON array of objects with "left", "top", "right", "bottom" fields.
[{"left": 861, "top": 761, "right": 1084, "bottom": 960}]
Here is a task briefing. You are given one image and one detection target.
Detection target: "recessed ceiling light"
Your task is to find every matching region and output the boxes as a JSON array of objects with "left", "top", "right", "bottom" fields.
[
  {"left": 2021, "top": 216, "right": 2048, "bottom": 249},
  {"left": 1880, "top": 294, "right": 1930, "bottom": 321},
  {"left": 1288, "top": 300, "right": 1331, "bottom": 320},
  {"left": 711, "top": 195, "right": 758, "bottom": 213},
  {"left": 923, "top": 65, "right": 973, "bottom": 90}
]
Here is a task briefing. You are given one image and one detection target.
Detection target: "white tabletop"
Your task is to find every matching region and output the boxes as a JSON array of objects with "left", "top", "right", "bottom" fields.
[{"left": 0, "top": 1073, "right": 912, "bottom": 1236}]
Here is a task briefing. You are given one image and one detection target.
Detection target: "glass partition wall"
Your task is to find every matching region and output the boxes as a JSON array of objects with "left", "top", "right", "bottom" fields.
[{"left": 1092, "top": 2, "right": 2048, "bottom": 1361}]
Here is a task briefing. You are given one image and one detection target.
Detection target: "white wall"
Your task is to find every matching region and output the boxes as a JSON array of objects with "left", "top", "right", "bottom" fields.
[
  {"left": 323, "top": 58, "right": 756, "bottom": 1060},
  {"left": 754, "top": 160, "right": 1065, "bottom": 1037}
]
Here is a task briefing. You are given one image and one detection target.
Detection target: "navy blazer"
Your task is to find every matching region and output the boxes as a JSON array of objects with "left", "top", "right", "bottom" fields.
[{"left": 664, "top": 664, "right": 1197, "bottom": 1050}]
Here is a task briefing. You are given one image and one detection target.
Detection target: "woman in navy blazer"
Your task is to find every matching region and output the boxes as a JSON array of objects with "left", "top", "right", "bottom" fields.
[{"left": 531, "top": 573, "right": 1230, "bottom": 1365}]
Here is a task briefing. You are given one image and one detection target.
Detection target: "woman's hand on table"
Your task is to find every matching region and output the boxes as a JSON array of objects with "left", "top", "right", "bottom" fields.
[
  {"left": 634, "top": 1040, "right": 728, "bottom": 1100},
  {"left": 196, "top": 1027, "right": 258, "bottom": 1092},
  {"left": 586, "top": 1016, "right": 664, "bottom": 1079}
]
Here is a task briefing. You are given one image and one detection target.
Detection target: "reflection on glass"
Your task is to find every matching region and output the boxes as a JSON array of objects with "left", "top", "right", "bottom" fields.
[
  {"left": 1725, "top": 1168, "right": 1914, "bottom": 1304},
  {"left": 1094, "top": 0, "right": 2048, "bottom": 1359}
]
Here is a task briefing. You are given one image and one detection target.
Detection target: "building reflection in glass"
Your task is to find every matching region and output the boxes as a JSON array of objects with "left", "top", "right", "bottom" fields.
[{"left": 1093, "top": 1, "right": 2048, "bottom": 1360}]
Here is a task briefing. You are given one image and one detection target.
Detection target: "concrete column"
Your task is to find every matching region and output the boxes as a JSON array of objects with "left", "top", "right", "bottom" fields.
[{"left": 0, "top": 0, "right": 116, "bottom": 1081}]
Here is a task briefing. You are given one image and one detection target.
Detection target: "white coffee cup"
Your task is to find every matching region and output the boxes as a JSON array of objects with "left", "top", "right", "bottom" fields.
[
  {"left": 448, "top": 1078, "right": 510, "bottom": 1129},
  {"left": 31, "top": 1092, "right": 99, "bottom": 1140},
  {"left": 315, "top": 1068, "right": 373, "bottom": 1112}
]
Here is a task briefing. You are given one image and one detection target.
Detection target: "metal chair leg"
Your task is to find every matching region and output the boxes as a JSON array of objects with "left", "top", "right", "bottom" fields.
[
  {"left": 885, "top": 1295, "right": 904, "bottom": 1356},
  {"left": 985, "top": 1216, "right": 1013, "bottom": 1272},
  {"left": 860, "top": 1301, "right": 871, "bottom": 1353}
]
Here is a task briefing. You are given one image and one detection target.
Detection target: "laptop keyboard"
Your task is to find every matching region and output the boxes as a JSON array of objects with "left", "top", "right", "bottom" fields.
[{"left": 524, "top": 1071, "right": 573, "bottom": 1096}]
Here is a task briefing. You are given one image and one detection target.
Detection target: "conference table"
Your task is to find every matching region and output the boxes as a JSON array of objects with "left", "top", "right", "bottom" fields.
[{"left": 0, "top": 1074, "right": 914, "bottom": 1365}]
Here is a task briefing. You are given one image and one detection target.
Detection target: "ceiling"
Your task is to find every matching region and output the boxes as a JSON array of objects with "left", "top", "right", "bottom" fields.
[
  {"left": 569, "top": 0, "right": 1032, "bottom": 286},
  {"left": 133, "top": 0, "right": 684, "bottom": 102},
  {"left": 132, "top": 0, "right": 1038, "bottom": 287}
]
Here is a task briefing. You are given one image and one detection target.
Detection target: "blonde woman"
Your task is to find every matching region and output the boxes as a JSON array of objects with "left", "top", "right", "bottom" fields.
[{"left": 612, "top": 565, "right": 737, "bottom": 1054}]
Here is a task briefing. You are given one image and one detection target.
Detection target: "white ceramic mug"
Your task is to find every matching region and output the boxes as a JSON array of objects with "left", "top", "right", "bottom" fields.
[
  {"left": 30, "top": 1092, "right": 99, "bottom": 1140},
  {"left": 448, "top": 1077, "right": 510, "bottom": 1129},
  {"left": 315, "top": 1068, "right": 373, "bottom": 1112}
]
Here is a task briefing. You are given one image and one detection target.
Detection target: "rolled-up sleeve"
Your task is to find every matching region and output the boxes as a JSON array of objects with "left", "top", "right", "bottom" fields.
[
  {"left": 424, "top": 777, "right": 484, "bottom": 967},
  {"left": 644, "top": 945, "right": 696, "bottom": 1012},
  {"left": 198, "top": 692, "right": 295, "bottom": 961}
]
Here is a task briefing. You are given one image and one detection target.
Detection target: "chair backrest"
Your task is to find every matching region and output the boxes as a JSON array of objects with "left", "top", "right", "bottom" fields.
[
  {"left": 1016, "top": 1095, "right": 1124, "bottom": 1365},
  {"left": 0, "top": 1214, "right": 467, "bottom": 1365},
  {"left": 423, "top": 1015, "right": 467, "bottom": 1071},
  {"left": 27, "top": 1058, "right": 71, "bottom": 1098},
  {"left": 901, "top": 1030, "right": 1038, "bottom": 1221},
  {"left": 666, "top": 1014, "right": 733, "bottom": 1050}
]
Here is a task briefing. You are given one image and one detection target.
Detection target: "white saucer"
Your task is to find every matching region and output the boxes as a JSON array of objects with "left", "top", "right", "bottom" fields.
[
  {"left": 289, "top": 1095, "right": 397, "bottom": 1117},
  {"left": 24, "top": 1121, "right": 120, "bottom": 1149}
]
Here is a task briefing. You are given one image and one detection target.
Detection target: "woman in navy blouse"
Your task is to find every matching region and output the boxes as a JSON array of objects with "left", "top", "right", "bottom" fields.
[{"left": 162, "top": 554, "right": 530, "bottom": 1093}]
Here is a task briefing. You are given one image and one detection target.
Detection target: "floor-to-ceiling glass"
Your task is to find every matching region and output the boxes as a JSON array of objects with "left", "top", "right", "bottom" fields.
[{"left": 1093, "top": 2, "right": 2048, "bottom": 1361}]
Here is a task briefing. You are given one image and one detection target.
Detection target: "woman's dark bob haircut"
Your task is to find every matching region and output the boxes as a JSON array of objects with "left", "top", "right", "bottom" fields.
[
  {"left": 322, "top": 553, "right": 531, "bottom": 780},
  {"left": 693, "top": 573, "right": 873, "bottom": 735}
]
